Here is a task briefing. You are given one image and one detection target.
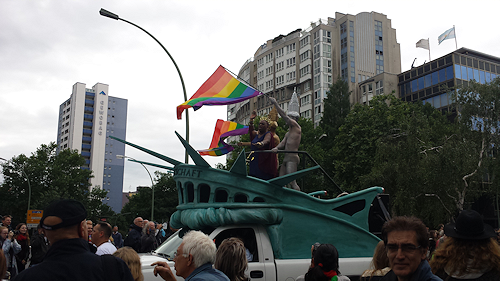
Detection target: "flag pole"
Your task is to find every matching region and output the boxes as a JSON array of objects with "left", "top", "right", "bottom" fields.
[
  {"left": 454, "top": 25, "right": 458, "bottom": 50},
  {"left": 428, "top": 38, "right": 431, "bottom": 61}
]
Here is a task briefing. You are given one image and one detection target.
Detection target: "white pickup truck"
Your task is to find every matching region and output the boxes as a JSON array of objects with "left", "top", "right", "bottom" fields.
[
  {"left": 112, "top": 135, "right": 385, "bottom": 281},
  {"left": 140, "top": 225, "right": 372, "bottom": 281}
]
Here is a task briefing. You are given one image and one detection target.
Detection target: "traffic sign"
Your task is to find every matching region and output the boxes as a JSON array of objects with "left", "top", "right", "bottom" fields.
[{"left": 27, "top": 210, "right": 43, "bottom": 228}]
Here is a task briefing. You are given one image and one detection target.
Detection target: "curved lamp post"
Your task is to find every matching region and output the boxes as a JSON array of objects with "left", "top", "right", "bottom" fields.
[
  {"left": 100, "top": 8, "right": 190, "bottom": 164},
  {"left": 0, "top": 157, "right": 31, "bottom": 216},
  {"left": 117, "top": 155, "right": 155, "bottom": 221}
]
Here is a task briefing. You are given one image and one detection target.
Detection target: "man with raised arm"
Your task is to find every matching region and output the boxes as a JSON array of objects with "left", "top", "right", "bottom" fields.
[{"left": 269, "top": 93, "right": 302, "bottom": 191}]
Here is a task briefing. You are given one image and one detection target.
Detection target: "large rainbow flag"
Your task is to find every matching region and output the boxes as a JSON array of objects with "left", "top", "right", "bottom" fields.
[
  {"left": 177, "top": 65, "right": 261, "bottom": 119},
  {"left": 198, "top": 119, "right": 248, "bottom": 156}
]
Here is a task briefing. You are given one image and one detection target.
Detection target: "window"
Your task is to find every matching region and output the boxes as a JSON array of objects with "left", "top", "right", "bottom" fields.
[
  {"left": 257, "top": 58, "right": 264, "bottom": 67},
  {"left": 276, "top": 61, "right": 284, "bottom": 72},
  {"left": 276, "top": 48, "right": 284, "bottom": 58},
  {"left": 286, "top": 57, "right": 296, "bottom": 68},
  {"left": 375, "top": 80, "right": 384, "bottom": 95},
  {"left": 323, "top": 59, "right": 332, "bottom": 73},
  {"left": 300, "top": 50, "right": 310, "bottom": 63},
  {"left": 300, "top": 95, "right": 311, "bottom": 105},
  {"left": 300, "top": 36, "right": 310, "bottom": 48},
  {"left": 313, "top": 60, "right": 320, "bottom": 75},
  {"left": 323, "top": 44, "right": 331, "bottom": 58},
  {"left": 276, "top": 75, "right": 284, "bottom": 85},
  {"left": 257, "top": 70, "right": 264, "bottom": 80},
  {"left": 300, "top": 65, "right": 310, "bottom": 77},
  {"left": 322, "top": 30, "right": 331, "bottom": 43},
  {"left": 304, "top": 81, "right": 310, "bottom": 92},
  {"left": 265, "top": 66, "right": 273, "bottom": 77},
  {"left": 286, "top": 43, "right": 296, "bottom": 54},
  {"left": 265, "top": 53, "right": 273, "bottom": 64},
  {"left": 214, "top": 228, "right": 258, "bottom": 262}
]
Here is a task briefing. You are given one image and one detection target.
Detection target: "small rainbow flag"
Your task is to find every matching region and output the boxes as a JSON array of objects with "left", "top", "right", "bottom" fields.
[
  {"left": 177, "top": 65, "right": 261, "bottom": 119},
  {"left": 198, "top": 119, "right": 248, "bottom": 156}
]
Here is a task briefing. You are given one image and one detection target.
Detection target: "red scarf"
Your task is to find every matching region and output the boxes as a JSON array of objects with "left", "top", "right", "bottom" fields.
[
  {"left": 16, "top": 233, "right": 27, "bottom": 242},
  {"left": 317, "top": 263, "right": 338, "bottom": 281}
]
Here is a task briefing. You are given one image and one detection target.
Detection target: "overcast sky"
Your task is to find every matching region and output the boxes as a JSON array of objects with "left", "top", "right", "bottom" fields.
[{"left": 1, "top": 0, "right": 499, "bottom": 193}]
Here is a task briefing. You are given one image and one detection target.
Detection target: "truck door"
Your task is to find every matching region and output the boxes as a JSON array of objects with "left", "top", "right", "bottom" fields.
[{"left": 212, "top": 225, "right": 276, "bottom": 281}]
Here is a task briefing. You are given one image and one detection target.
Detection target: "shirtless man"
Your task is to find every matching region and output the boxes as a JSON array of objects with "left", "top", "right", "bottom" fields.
[{"left": 269, "top": 96, "right": 301, "bottom": 190}]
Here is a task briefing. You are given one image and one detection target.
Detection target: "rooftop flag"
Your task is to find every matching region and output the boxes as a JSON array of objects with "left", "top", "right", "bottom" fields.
[
  {"left": 177, "top": 65, "right": 261, "bottom": 119},
  {"left": 416, "top": 39, "right": 430, "bottom": 50},
  {"left": 198, "top": 119, "right": 248, "bottom": 156},
  {"left": 438, "top": 27, "right": 456, "bottom": 45}
]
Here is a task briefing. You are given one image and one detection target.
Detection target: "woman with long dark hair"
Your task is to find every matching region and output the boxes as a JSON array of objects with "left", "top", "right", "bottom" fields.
[
  {"left": 14, "top": 223, "right": 30, "bottom": 272},
  {"left": 305, "top": 244, "right": 350, "bottom": 281}
]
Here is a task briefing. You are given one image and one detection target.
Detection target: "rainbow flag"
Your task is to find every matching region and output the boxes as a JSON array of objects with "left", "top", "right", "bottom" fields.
[
  {"left": 198, "top": 119, "right": 248, "bottom": 156},
  {"left": 177, "top": 65, "right": 261, "bottom": 119}
]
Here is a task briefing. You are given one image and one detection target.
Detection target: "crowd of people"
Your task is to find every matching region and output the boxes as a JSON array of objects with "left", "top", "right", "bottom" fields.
[{"left": 2, "top": 200, "right": 500, "bottom": 281}]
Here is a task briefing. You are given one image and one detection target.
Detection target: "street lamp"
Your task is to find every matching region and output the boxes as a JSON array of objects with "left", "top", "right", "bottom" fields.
[
  {"left": 100, "top": 8, "right": 190, "bottom": 164},
  {"left": 117, "top": 155, "right": 155, "bottom": 221},
  {"left": 313, "top": 134, "right": 327, "bottom": 145},
  {"left": 0, "top": 157, "right": 32, "bottom": 216}
]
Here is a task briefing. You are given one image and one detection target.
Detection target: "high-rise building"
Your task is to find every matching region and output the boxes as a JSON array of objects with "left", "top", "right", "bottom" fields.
[
  {"left": 56, "top": 82, "right": 128, "bottom": 212},
  {"left": 398, "top": 47, "right": 500, "bottom": 113},
  {"left": 229, "top": 11, "right": 401, "bottom": 127}
]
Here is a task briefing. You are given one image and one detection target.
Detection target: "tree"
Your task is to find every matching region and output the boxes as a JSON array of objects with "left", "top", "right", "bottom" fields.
[
  {"left": 319, "top": 78, "right": 351, "bottom": 183},
  {"left": 120, "top": 171, "right": 178, "bottom": 227},
  {"left": 331, "top": 94, "right": 465, "bottom": 225},
  {"left": 0, "top": 142, "right": 114, "bottom": 224},
  {"left": 320, "top": 77, "right": 351, "bottom": 142},
  {"left": 451, "top": 78, "right": 500, "bottom": 214}
]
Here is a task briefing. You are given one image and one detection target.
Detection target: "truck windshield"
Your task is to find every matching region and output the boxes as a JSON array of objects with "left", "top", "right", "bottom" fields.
[{"left": 153, "top": 230, "right": 183, "bottom": 260}]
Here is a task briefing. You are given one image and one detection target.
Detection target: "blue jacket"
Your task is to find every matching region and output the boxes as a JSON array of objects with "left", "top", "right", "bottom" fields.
[
  {"left": 186, "top": 263, "right": 229, "bottom": 281},
  {"left": 381, "top": 260, "right": 442, "bottom": 281},
  {"left": 111, "top": 231, "right": 123, "bottom": 248}
]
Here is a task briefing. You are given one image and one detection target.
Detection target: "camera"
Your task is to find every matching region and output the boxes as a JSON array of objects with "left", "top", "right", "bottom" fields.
[{"left": 13, "top": 230, "right": 20, "bottom": 235}]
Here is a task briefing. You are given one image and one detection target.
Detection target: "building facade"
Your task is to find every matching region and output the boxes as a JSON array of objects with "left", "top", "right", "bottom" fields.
[
  {"left": 229, "top": 11, "right": 401, "bottom": 127},
  {"left": 57, "top": 82, "right": 128, "bottom": 212},
  {"left": 398, "top": 48, "right": 500, "bottom": 113}
]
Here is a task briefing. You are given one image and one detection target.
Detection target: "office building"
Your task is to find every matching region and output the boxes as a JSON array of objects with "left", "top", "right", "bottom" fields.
[
  {"left": 229, "top": 11, "right": 401, "bottom": 127},
  {"left": 398, "top": 48, "right": 500, "bottom": 113},
  {"left": 57, "top": 82, "right": 128, "bottom": 212}
]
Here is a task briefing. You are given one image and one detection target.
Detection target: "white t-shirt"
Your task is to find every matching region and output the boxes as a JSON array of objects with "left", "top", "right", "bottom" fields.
[{"left": 95, "top": 241, "right": 117, "bottom": 256}]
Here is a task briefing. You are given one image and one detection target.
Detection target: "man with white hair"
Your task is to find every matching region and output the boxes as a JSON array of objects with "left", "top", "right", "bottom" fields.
[{"left": 152, "top": 230, "right": 229, "bottom": 281}]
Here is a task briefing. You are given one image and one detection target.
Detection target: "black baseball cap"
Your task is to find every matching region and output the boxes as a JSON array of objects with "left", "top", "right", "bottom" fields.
[{"left": 40, "top": 199, "right": 87, "bottom": 230}]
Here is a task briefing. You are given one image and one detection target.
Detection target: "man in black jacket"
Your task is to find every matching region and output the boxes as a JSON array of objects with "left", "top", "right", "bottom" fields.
[
  {"left": 29, "top": 224, "right": 49, "bottom": 266},
  {"left": 13, "top": 199, "right": 134, "bottom": 281},
  {"left": 123, "top": 217, "right": 143, "bottom": 252}
]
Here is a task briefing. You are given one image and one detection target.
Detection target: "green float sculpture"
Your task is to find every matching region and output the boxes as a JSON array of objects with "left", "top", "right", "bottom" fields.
[{"left": 110, "top": 132, "right": 383, "bottom": 259}]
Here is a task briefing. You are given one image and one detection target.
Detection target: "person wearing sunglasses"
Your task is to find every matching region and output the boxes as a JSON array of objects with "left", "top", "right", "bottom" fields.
[{"left": 380, "top": 216, "right": 441, "bottom": 281}]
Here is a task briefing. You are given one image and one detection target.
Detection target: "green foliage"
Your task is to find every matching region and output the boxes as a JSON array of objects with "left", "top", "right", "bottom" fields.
[
  {"left": 0, "top": 142, "right": 115, "bottom": 224},
  {"left": 320, "top": 77, "right": 351, "bottom": 141},
  {"left": 120, "top": 171, "right": 177, "bottom": 228},
  {"left": 319, "top": 78, "right": 351, "bottom": 181}
]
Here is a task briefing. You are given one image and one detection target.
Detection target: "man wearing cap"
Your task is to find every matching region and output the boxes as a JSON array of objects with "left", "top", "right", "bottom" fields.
[
  {"left": 92, "top": 222, "right": 117, "bottom": 255},
  {"left": 430, "top": 209, "right": 500, "bottom": 280},
  {"left": 13, "top": 199, "right": 134, "bottom": 281},
  {"left": 380, "top": 216, "right": 442, "bottom": 281}
]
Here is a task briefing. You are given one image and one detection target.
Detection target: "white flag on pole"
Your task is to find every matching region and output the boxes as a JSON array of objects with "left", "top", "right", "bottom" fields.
[
  {"left": 438, "top": 27, "right": 456, "bottom": 44},
  {"left": 416, "top": 39, "right": 430, "bottom": 50}
]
